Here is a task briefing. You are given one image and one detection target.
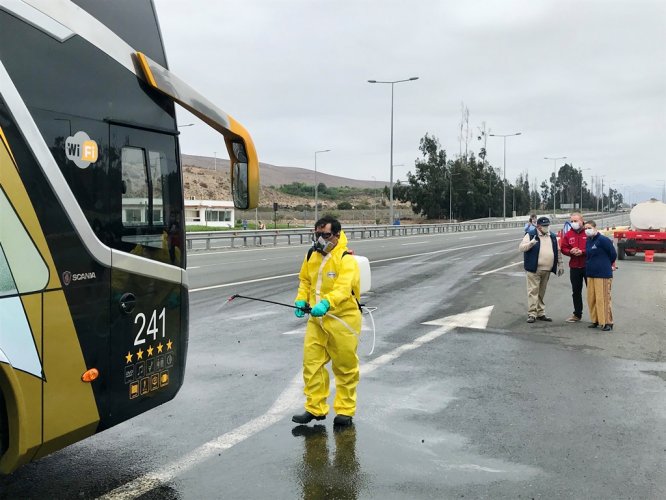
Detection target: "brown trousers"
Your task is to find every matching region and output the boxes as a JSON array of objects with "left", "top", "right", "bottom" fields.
[
  {"left": 587, "top": 277, "right": 613, "bottom": 325},
  {"left": 526, "top": 270, "right": 551, "bottom": 317}
]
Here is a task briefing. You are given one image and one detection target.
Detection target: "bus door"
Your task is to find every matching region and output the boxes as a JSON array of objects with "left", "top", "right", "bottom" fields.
[{"left": 107, "top": 124, "right": 185, "bottom": 427}]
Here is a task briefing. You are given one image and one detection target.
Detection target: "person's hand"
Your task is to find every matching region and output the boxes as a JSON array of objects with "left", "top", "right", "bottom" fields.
[
  {"left": 310, "top": 299, "right": 330, "bottom": 317},
  {"left": 529, "top": 235, "right": 537, "bottom": 246},
  {"left": 557, "top": 265, "right": 564, "bottom": 277},
  {"left": 294, "top": 300, "right": 308, "bottom": 318}
]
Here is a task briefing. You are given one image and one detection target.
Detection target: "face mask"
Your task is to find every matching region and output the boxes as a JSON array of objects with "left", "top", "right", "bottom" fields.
[
  {"left": 313, "top": 235, "right": 336, "bottom": 254},
  {"left": 585, "top": 228, "right": 596, "bottom": 237},
  {"left": 571, "top": 222, "right": 581, "bottom": 231},
  {"left": 539, "top": 227, "right": 549, "bottom": 235}
]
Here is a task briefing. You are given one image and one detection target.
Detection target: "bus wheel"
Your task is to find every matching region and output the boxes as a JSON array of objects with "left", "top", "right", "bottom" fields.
[{"left": 0, "top": 390, "right": 7, "bottom": 456}]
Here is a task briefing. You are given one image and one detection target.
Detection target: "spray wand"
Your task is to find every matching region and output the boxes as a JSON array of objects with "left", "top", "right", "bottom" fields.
[{"left": 226, "top": 293, "right": 311, "bottom": 314}]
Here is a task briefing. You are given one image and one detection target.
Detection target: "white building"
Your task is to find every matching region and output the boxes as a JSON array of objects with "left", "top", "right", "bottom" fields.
[{"left": 184, "top": 199, "right": 235, "bottom": 228}]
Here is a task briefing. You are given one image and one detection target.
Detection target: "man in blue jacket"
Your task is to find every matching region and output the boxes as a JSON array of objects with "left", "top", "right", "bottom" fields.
[{"left": 518, "top": 216, "right": 564, "bottom": 323}]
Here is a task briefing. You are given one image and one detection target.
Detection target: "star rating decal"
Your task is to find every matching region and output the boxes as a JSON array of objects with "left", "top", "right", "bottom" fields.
[{"left": 125, "top": 340, "right": 175, "bottom": 364}]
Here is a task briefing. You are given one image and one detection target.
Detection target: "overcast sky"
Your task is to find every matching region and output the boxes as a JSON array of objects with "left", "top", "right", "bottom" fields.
[{"left": 155, "top": 0, "right": 666, "bottom": 203}]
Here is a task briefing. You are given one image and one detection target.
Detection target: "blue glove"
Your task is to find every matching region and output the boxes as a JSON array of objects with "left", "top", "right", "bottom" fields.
[
  {"left": 294, "top": 300, "right": 308, "bottom": 318},
  {"left": 310, "top": 299, "right": 330, "bottom": 317}
]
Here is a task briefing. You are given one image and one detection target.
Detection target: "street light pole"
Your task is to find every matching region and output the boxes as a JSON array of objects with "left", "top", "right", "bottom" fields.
[
  {"left": 545, "top": 156, "right": 567, "bottom": 216},
  {"left": 579, "top": 167, "right": 591, "bottom": 211},
  {"left": 314, "top": 149, "right": 331, "bottom": 221},
  {"left": 448, "top": 170, "right": 453, "bottom": 221},
  {"left": 489, "top": 132, "right": 522, "bottom": 220},
  {"left": 371, "top": 176, "right": 378, "bottom": 223},
  {"left": 368, "top": 77, "right": 419, "bottom": 224}
]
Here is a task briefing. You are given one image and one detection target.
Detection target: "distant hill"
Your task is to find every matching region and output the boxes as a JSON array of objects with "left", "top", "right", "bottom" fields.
[
  {"left": 181, "top": 154, "right": 388, "bottom": 189},
  {"left": 180, "top": 154, "right": 390, "bottom": 209}
]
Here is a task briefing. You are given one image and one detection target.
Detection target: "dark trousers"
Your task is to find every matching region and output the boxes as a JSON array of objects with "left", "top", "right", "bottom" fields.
[{"left": 570, "top": 267, "right": 587, "bottom": 318}]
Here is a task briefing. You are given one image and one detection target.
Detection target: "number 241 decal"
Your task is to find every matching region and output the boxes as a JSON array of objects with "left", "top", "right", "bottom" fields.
[{"left": 133, "top": 308, "right": 166, "bottom": 346}]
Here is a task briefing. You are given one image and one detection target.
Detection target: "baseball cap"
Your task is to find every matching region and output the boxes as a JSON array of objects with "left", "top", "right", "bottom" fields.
[{"left": 536, "top": 216, "right": 550, "bottom": 226}]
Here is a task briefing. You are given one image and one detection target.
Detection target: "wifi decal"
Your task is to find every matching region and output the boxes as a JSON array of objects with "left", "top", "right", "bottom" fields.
[{"left": 65, "top": 131, "right": 98, "bottom": 168}]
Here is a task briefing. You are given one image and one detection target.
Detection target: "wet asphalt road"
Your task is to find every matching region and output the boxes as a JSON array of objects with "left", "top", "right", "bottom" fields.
[{"left": 2, "top": 220, "right": 666, "bottom": 499}]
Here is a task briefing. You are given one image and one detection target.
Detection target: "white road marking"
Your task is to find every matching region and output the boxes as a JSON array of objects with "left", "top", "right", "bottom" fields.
[
  {"left": 190, "top": 273, "right": 299, "bottom": 292},
  {"left": 99, "top": 306, "right": 493, "bottom": 499},
  {"left": 369, "top": 238, "right": 519, "bottom": 265},
  {"left": 402, "top": 241, "right": 428, "bottom": 245},
  {"left": 442, "top": 464, "right": 504, "bottom": 473},
  {"left": 459, "top": 236, "right": 475, "bottom": 239},
  {"left": 478, "top": 261, "right": 523, "bottom": 276},
  {"left": 189, "top": 238, "right": 521, "bottom": 292}
]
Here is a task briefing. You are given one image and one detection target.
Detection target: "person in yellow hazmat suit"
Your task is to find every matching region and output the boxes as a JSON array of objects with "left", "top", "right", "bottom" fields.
[{"left": 292, "top": 216, "right": 362, "bottom": 427}]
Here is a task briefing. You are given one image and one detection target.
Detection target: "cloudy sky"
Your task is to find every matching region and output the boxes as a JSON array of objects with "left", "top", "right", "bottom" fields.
[{"left": 154, "top": 0, "right": 666, "bottom": 203}]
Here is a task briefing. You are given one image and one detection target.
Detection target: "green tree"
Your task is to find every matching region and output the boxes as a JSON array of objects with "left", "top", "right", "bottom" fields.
[{"left": 395, "top": 134, "right": 449, "bottom": 219}]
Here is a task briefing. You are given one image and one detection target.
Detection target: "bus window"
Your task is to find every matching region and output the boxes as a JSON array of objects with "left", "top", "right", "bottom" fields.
[
  {"left": 111, "top": 125, "right": 183, "bottom": 267},
  {"left": 148, "top": 151, "right": 166, "bottom": 225},
  {"left": 121, "top": 147, "right": 149, "bottom": 226}
]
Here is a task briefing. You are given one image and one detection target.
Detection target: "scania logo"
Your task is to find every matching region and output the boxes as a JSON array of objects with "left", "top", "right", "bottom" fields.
[{"left": 62, "top": 271, "right": 97, "bottom": 286}]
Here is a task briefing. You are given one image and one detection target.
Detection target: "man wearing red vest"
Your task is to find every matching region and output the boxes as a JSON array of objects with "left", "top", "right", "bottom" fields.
[{"left": 560, "top": 212, "right": 587, "bottom": 322}]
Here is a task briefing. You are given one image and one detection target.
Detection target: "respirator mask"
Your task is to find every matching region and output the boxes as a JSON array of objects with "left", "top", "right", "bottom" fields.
[{"left": 312, "top": 231, "right": 336, "bottom": 254}]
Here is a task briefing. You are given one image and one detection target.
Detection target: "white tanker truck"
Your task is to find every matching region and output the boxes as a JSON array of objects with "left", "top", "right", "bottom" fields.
[{"left": 614, "top": 199, "right": 666, "bottom": 260}]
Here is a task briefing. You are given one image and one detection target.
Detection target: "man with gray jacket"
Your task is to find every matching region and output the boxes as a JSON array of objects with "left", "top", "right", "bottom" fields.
[{"left": 519, "top": 216, "right": 564, "bottom": 323}]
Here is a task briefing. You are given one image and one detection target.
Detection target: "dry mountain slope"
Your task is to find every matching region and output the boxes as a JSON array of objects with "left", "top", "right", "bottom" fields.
[{"left": 181, "top": 153, "right": 389, "bottom": 208}]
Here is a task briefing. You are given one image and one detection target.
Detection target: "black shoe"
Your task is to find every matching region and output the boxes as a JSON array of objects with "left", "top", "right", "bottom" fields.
[
  {"left": 292, "top": 411, "right": 326, "bottom": 424},
  {"left": 536, "top": 315, "right": 552, "bottom": 322},
  {"left": 601, "top": 324, "right": 613, "bottom": 332},
  {"left": 588, "top": 322, "right": 599, "bottom": 329},
  {"left": 527, "top": 316, "right": 536, "bottom": 323},
  {"left": 333, "top": 415, "right": 353, "bottom": 427}
]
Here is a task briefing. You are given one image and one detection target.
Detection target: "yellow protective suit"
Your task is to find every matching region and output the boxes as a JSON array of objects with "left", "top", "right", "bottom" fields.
[{"left": 295, "top": 230, "right": 362, "bottom": 417}]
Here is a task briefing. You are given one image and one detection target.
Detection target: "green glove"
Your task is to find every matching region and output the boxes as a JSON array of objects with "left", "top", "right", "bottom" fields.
[
  {"left": 310, "top": 299, "right": 330, "bottom": 317},
  {"left": 294, "top": 300, "right": 308, "bottom": 318}
]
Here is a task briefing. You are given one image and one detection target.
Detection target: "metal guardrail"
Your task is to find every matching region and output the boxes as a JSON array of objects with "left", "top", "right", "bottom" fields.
[
  {"left": 186, "top": 220, "right": 542, "bottom": 251},
  {"left": 184, "top": 211, "right": 626, "bottom": 251}
]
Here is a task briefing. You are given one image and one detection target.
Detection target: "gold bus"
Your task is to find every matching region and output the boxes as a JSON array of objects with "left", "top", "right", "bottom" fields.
[{"left": 0, "top": 0, "right": 258, "bottom": 473}]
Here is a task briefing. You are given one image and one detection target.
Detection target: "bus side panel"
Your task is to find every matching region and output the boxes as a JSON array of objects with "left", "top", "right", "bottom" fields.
[
  {"left": 37, "top": 290, "right": 99, "bottom": 459},
  {"left": 0, "top": 103, "right": 104, "bottom": 458},
  {"left": 16, "top": 294, "right": 43, "bottom": 457},
  {"left": 107, "top": 269, "right": 184, "bottom": 429}
]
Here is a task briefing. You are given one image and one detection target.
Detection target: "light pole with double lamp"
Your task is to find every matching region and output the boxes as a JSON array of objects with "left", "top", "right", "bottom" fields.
[
  {"left": 314, "top": 149, "right": 331, "bottom": 221},
  {"left": 545, "top": 156, "right": 567, "bottom": 216},
  {"left": 368, "top": 77, "right": 419, "bottom": 225},
  {"left": 489, "top": 132, "right": 522, "bottom": 221}
]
